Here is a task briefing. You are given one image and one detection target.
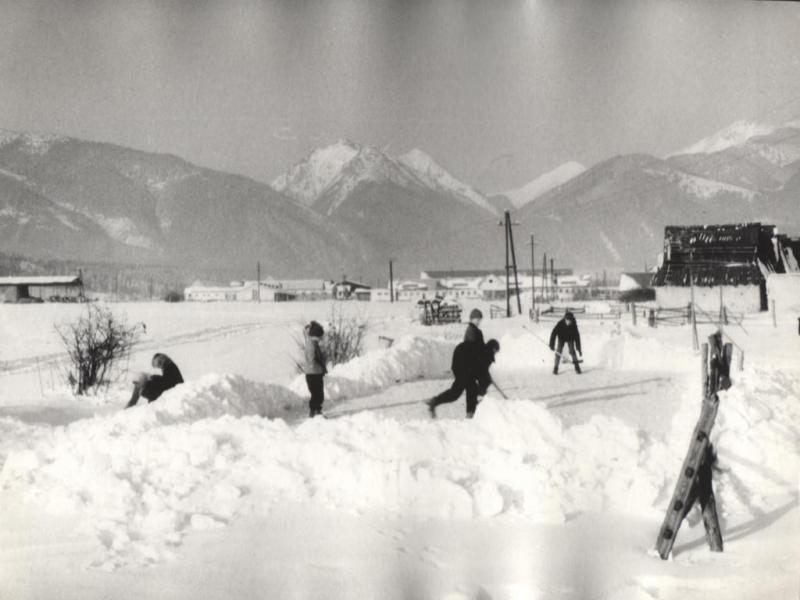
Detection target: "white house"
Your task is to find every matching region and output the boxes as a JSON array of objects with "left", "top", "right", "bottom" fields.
[{"left": 184, "top": 281, "right": 259, "bottom": 302}]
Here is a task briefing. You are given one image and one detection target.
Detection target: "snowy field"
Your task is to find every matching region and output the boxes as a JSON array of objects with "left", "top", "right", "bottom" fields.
[{"left": 0, "top": 299, "right": 798, "bottom": 600}]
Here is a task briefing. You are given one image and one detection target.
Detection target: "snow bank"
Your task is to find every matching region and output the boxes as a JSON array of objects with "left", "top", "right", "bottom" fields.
[
  {"left": 1, "top": 333, "right": 797, "bottom": 570},
  {"left": 0, "top": 391, "right": 670, "bottom": 569},
  {"left": 289, "top": 335, "right": 453, "bottom": 401}
]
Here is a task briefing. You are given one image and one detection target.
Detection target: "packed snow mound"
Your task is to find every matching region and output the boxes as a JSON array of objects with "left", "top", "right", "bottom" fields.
[
  {"left": 2, "top": 366, "right": 798, "bottom": 570},
  {"left": 0, "top": 396, "right": 670, "bottom": 569},
  {"left": 143, "top": 373, "right": 306, "bottom": 423},
  {"left": 289, "top": 335, "right": 454, "bottom": 401}
]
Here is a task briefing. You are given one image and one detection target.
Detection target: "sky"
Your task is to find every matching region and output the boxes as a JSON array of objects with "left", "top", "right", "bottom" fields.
[{"left": 2, "top": 0, "right": 800, "bottom": 193}]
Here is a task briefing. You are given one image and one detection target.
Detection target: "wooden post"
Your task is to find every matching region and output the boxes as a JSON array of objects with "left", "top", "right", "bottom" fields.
[
  {"left": 737, "top": 349, "right": 744, "bottom": 372},
  {"left": 648, "top": 308, "right": 656, "bottom": 327},
  {"left": 530, "top": 234, "right": 535, "bottom": 318},
  {"left": 632, "top": 303, "right": 637, "bottom": 326},
  {"left": 771, "top": 299, "right": 776, "bottom": 328},
  {"left": 542, "top": 253, "right": 547, "bottom": 304},
  {"left": 256, "top": 261, "right": 261, "bottom": 303},
  {"left": 690, "top": 275, "right": 699, "bottom": 351},
  {"left": 389, "top": 259, "right": 394, "bottom": 303},
  {"left": 504, "top": 211, "right": 511, "bottom": 318},
  {"left": 508, "top": 214, "right": 523, "bottom": 316},
  {"left": 701, "top": 342, "right": 709, "bottom": 394},
  {"left": 718, "top": 287, "right": 724, "bottom": 328}
]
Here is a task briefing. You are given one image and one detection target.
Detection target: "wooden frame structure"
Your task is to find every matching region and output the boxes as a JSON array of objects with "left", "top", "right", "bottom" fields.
[{"left": 656, "top": 331, "right": 732, "bottom": 559}]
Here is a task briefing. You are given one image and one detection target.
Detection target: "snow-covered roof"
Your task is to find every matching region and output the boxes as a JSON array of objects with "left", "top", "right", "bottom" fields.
[
  {"left": 277, "top": 279, "right": 331, "bottom": 291},
  {"left": 0, "top": 275, "right": 81, "bottom": 286},
  {"left": 335, "top": 280, "right": 371, "bottom": 289},
  {"left": 423, "top": 268, "right": 572, "bottom": 279},
  {"left": 619, "top": 272, "right": 654, "bottom": 290}
]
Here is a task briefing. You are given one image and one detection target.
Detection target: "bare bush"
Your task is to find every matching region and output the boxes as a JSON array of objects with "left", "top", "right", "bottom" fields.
[
  {"left": 56, "top": 305, "right": 144, "bottom": 395},
  {"left": 295, "top": 304, "right": 369, "bottom": 372}
]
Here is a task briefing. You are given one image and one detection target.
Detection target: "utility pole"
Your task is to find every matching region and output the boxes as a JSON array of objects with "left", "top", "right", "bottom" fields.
[
  {"left": 527, "top": 234, "right": 535, "bottom": 317},
  {"left": 256, "top": 261, "right": 261, "bottom": 303},
  {"left": 542, "top": 253, "right": 548, "bottom": 304},
  {"left": 507, "top": 214, "right": 522, "bottom": 316},
  {"left": 550, "top": 258, "right": 555, "bottom": 302},
  {"left": 499, "top": 210, "right": 522, "bottom": 317},
  {"left": 389, "top": 259, "right": 394, "bottom": 303}
]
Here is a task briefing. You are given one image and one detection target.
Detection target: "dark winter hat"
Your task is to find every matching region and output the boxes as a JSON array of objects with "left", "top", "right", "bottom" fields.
[
  {"left": 308, "top": 320, "right": 324, "bottom": 337},
  {"left": 486, "top": 339, "right": 500, "bottom": 353},
  {"left": 564, "top": 311, "right": 575, "bottom": 321},
  {"left": 469, "top": 308, "right": 483, "bottom": 320}
]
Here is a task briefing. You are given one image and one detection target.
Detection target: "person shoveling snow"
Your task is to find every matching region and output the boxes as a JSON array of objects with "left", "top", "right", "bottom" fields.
[
  {"left": 426, "top": 333, "right": 500, "bottom": 419},
  {"left": 125, "top": 352, "right": 184, "bottom": 408},
  {"left": 549, "top": 311, "right": 583, "bottom": 375}
]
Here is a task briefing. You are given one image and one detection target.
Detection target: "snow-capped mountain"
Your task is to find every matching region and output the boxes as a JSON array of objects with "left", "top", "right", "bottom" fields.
[
  {"left": 272, "top": 141, "right": 497, "bottom": 215},
  {"left": 667, "top": 120, "right": 800, "bottom": 192},
  {"left": 397, "top": 148, "right": 497, "bottom": 214},
  {"left": 669, "top": 120, "right": 774, "bottom": 157},
  {"left": 512, "top": 152, "right": 799, "bottom": 269},
  {"left": 503, "top": 161, "right": 586, "bottom": 208},
  {"left": 0, "top": 131, "right": 362, "bottom": 274},
  {"left": 271, "top": 140, "right": 359, "bottom": 207}
]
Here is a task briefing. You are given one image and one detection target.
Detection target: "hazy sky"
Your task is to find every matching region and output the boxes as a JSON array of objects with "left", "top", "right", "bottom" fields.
[{"left": 2, "top": 0, "right": 800, "bottom": 192}]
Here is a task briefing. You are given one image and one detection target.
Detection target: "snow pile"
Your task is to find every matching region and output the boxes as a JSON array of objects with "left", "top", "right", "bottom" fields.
[
  {"left": 0, "top": 393, "right": 670, "bottom": 569},
  {"left": 145, "top": 373, "right": 306, "bottom": 423},
  {"left": 289, "top": 335, "right": 454, "bottom": 401},
  {"left": 2, "top": 365, "right": 798, "bottom": 570}
]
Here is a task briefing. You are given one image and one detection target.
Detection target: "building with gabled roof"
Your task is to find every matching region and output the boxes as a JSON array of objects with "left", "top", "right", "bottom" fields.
[{"left": 0, "top": 274, "right": 84, "bottom": 302}]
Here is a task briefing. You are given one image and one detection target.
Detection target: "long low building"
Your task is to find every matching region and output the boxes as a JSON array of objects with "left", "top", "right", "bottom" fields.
[
  {"left": 0, "top": 275, "right": 84, "bottom": 302},
  {"left": 184, "top": 279, "right": 332, "bottom": 302}
]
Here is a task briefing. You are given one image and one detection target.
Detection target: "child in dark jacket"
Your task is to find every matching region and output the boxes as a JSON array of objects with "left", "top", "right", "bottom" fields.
[
  {"left": 126, "top": 353, "right": 184, "bottom": 408},
  {"left": 549, "top": 311, "right": 582, "bottom": 374},
  {"left": 303, "top": 321, "right": 327, "bottom": 417},
  {"left": 426, "top": 337, "right": 499, "bottom": 419}
]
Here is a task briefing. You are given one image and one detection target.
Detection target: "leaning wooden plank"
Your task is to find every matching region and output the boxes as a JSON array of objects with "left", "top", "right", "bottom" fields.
[{"left": 655, "top": 396, "right": 720, "bottom": 559}]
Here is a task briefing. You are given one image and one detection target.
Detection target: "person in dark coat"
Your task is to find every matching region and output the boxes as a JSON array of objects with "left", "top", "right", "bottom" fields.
[
  {"left": 463, "top": 308, "right": 485, "bottom": 345},
  {"left": 476, "top": 339, "right": 500, "bottom": 397},
  {"left": 426, "top": 334, "right": 499, "bottom": 420},
  {"left": 549, "top": 311, "right": 582, "bottom": 374},
  {"left": 303, "top": 320, "right": 327, "bottom": 417},
  {"left": 126, "top": 353, "right": 184, "bottom": 408}
]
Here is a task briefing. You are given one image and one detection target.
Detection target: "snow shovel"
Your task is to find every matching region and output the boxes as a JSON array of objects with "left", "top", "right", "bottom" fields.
[
  {"left": 491, "top": 381, "right": 508, "bottom": 399},
  {"left": 522, "top": 324, "right": 583, "bottom": 364}
]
